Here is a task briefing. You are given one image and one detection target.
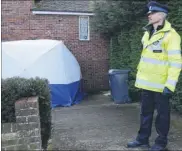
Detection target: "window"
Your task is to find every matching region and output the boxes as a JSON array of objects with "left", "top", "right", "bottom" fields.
[{"left": 79, "top": 16, "right": 89, "bottom": 41}]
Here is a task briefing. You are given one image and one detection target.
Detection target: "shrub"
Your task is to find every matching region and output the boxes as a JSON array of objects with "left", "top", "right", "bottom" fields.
[
  {"left": 92, "top": 0, "right": 182, "bottom": 113},
  {"left": 1, "top": 77, "right": 51, "bottom": 149}
]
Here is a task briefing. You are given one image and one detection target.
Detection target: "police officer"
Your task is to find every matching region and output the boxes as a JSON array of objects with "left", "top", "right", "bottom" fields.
[{"left": 127, "top": 1, "right": 182, "bottom": 151}]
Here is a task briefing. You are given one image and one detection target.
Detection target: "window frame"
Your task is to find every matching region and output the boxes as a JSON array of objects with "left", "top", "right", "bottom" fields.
[{"left": 79, "top": 16, "right": 90, "bottom": 41}]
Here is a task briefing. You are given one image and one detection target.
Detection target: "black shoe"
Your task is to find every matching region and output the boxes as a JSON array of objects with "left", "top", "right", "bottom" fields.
[
  {"left": 127, "top": 140, "right": 150, "bottom": 148},
  {"left": 149, "top": 144, "right": 167, "bottom": 151}
]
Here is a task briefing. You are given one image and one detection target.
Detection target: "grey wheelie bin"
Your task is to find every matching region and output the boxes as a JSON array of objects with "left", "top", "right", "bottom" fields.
[{"left": 108, "top": 69, "right": 131, "bottom": 104}]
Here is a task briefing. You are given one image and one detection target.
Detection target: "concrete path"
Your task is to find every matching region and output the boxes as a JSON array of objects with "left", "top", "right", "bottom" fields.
[{"left": 51, "top": 92, "right": 182, "bottom": 150}]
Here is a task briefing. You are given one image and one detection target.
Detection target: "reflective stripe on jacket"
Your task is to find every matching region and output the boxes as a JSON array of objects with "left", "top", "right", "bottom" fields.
[{"left": 135, "top": 20, "right": 182, "bottom": 92}]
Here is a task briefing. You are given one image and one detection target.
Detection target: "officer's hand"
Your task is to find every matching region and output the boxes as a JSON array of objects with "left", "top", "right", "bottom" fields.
[{"left": 162, "top": 87, "right": 172, "bottom": 96}]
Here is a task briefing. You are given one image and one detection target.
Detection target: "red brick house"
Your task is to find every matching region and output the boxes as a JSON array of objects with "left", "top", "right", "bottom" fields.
[{"left": 2, "top": 0, "right": 109, "bottom": 92}]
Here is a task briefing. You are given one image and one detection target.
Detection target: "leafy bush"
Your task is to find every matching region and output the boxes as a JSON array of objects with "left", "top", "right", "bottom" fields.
[
  {"left": 164, "top": 0, "right": 182, "bottom": 114},
  {"left": 92, "top": 0, "right": 182, "bottom": 112},
  {"left": 1, "top": 77, "right": 51, "bottom": 149}
]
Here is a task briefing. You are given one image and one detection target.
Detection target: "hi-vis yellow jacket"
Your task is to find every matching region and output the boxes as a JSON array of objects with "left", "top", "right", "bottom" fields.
[{"left": 135, "top": 20, "right": 182, "bottom": 92}]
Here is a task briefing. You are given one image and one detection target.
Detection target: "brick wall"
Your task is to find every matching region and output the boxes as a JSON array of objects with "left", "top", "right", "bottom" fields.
[
  {"left": 1, "top": 0, "right": 109, "bottom": 91},
  {"left": 1, "top": 97, "right": 42, "bottom": 150}
]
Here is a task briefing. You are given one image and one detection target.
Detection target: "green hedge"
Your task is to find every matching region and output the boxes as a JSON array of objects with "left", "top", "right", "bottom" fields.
[
  {"left": 92, "top": 0, "right": 182, "bottom": 113},
  {"left": 1, "top": 77, "right": 51, "bottom": 149},
  {"left": 109, "top": 0, "right": 182, "bottom": 113}
]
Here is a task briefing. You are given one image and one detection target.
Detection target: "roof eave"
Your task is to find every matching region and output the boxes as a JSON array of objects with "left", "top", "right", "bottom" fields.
[{"left": 31, "top": 9, "right": 95, "bottom": 16}]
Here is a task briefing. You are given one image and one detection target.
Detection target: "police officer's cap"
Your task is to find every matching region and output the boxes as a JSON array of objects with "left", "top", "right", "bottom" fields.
[{"left": 147, "top": 1, "right": 169, "bottom": 14}]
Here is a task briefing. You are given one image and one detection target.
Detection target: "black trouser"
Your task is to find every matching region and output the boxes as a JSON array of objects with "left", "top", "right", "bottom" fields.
[{"left": 136, "top": 89, "right": 170, "bottom": 147}]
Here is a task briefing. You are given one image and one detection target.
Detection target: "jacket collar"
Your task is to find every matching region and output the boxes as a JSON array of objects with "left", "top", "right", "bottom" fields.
[{"left": 143, "top": 20, "right": 171, "bottom": 33}]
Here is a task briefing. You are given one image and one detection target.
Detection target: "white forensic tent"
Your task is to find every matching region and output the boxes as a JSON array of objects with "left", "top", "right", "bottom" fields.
[{"left": 2, "top": 39, "right": 84, "bottom": 107}]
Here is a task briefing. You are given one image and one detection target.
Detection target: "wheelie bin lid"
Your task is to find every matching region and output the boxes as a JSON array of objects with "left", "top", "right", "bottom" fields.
[{"left": 108, "top": 69, "right": 131, "bottom": 74}]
